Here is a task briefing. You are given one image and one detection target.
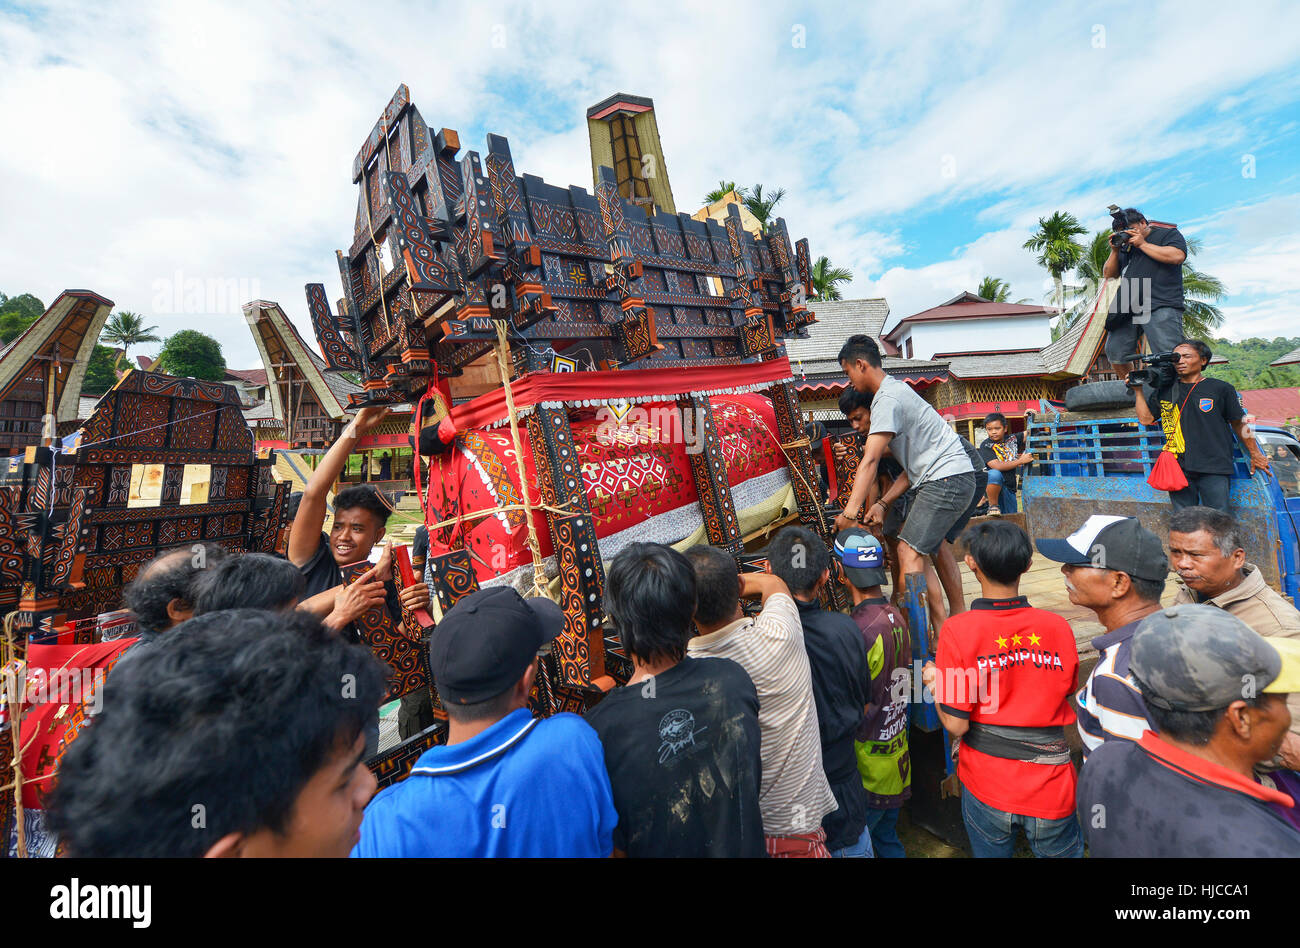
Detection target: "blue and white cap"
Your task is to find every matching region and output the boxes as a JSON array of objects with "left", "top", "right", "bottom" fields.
[{"left": 835, "top": 528, "right": 888, "bottom": 588}]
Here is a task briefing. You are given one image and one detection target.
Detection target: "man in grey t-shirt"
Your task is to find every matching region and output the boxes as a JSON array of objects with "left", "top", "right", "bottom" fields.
[{"left": 833, "top": 335, "right": 977, "bottom": 655}]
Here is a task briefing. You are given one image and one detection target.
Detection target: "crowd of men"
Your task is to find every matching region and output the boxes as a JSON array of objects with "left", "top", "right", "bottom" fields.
[{"left": 34, "top": 312, "right": 1300, "bottom": 858}]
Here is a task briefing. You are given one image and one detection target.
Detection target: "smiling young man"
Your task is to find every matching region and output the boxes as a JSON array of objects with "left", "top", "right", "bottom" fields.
[
  {"left": 46, "top": 610, "right": 385, "bottom": 857},
  {"left": 1134, "top": 339, "right": 1271, "bottom": 510},
  {"left": 289, "top": 405, "right": 431, "bottom": 636}
]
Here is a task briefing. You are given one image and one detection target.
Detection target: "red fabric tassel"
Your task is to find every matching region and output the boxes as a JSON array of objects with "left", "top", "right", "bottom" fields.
[{"left": 1148, "top": 450, "right": 1188, "bottom": 492}]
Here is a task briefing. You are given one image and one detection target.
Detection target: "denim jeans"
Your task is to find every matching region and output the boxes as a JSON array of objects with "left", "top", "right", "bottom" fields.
[
  {"left": 961, "top": 789, "right": 1083, "bottom": 858},
  {"left": 986, "top": 469, "right": 1018, "bottom": 512},
  {"left": 900, "top": 471, "right": 978, "bottom": 556},
  {"left": 864, "top": 806, "right": 905, "bottom": 858},
  {"left": 830, "top": 823, "right": 875, "bottom": 858},
  {"left": 1170, "top": 472, "right": 1230, "bottom": 512}
]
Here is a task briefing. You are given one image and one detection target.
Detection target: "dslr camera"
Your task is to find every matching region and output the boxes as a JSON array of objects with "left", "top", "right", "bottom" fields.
[
  {"left": 1125, "top": 351, "right": 1178, "bottom": 390},
  {"left": 1108, "top": 204, "right": 1140, "bottom": 252}
]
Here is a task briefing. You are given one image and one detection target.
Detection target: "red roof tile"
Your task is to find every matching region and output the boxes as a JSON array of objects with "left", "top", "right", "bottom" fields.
[
  {"left": 884, "top": 292, "right": 1058, "bottom": 342},
  {"left": 225, "top": 368, "right": 269, "bottom": 385},
  {"left": 1239, "top": 387, "right": 1300, "bottom": 425}
]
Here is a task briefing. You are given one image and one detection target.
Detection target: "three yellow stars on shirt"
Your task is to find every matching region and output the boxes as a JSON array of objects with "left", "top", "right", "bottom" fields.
[{"left": 994, "top": 632, "right": 1042, "bottom": 649}]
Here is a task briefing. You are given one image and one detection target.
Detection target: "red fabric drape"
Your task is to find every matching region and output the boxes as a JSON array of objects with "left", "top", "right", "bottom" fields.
[{"left": 438, "top": 356, "right": 794, "bottom": 442}]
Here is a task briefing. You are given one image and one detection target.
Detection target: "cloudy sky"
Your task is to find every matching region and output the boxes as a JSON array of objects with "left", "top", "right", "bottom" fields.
[{"left": 1, "top": 1, "right": 1297, "bottom": 369}]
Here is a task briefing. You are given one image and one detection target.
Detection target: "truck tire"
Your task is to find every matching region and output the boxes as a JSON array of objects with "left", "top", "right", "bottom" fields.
[{"left": 1065, "top": 380, "right": 1134, "bottom": 412}]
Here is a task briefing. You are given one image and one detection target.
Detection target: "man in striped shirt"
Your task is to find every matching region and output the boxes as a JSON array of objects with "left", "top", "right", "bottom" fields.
[
  {"left": 685, "top": 545, "right": 838, "bottom": 857},
  {"left": 1035, "top": 516, "right": 1168, "bottom": 759}
]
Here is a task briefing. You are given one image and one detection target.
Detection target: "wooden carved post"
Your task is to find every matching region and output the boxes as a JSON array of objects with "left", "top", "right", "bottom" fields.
[
  {"left": 766, "top": 379, "right": 850, "bottom": 611},
  {"left": 677, "top": 394, "right": 743, "bottom": 556},
  {"left": 526, "top": 404, "right": 607, "bottom": 687}
]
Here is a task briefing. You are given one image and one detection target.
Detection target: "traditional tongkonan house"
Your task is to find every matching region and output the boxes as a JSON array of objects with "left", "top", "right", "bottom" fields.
[{"left": 0, "top": 291, "right": 114, "bottom": 457}]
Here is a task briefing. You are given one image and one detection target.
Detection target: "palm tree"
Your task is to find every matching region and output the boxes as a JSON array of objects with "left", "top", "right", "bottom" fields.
[
  {"left": 1181, "top": 237, "right": 1226, "bottom": 340},
  {"left": 811, "top": 256, "right": 854, "bottom": 301},
  {"left": 743, "top": 183, "right": 786, "bottom": 234},
  {"left": 1065, "top": 231, "right": 1113, "bottom": 306},
  {"left": 703, "top": 181, "right": 748, "bottom": 205},
  {"left": 1023, "top": 211, "right": 1088, "bottom": 315},
  {"left": 975, "top": 276, "right": 1032, "bottom": 304},
  {"left": 977, "top": 276, "right": 1011, "bottom": 302},
  {"left": 100, "top": 311, "right": 161, "bottom": 371}
]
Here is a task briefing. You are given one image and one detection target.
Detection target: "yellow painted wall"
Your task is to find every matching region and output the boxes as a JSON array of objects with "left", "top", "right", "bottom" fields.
[{"left": 692, "top": 193, "right": 764, "bottom": 238}]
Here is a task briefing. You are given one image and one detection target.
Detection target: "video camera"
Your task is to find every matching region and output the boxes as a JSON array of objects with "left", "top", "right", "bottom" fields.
[
  {"left": 1124, "top": 351, "right": 1178, "bottom": 390},
  {"left": 1108, "top": 204, "right": 1140, "bottom": 252}
]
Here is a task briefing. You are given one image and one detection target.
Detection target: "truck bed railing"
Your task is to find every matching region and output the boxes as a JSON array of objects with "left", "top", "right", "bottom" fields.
[{"left": 1024, "top": 411, "right": 1254, "bottom": 480}]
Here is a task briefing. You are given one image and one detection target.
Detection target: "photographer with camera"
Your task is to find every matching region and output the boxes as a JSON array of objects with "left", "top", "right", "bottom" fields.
[
  {"left": 1133, "top": 339, "right": 1271, "bottom": 510},
  {"left": 1102, "top": 207, "right": 1188, "bottom": 378}
]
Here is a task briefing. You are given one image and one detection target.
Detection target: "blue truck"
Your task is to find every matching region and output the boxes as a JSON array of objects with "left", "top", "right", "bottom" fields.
[{"left": 1021, "top": 401, "right": 1300, "bottom": 602}]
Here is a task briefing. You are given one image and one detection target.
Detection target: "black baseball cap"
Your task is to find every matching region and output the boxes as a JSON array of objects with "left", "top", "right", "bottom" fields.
[
  {"left": 429, "top": 586, "right": 564, "bottom": 705},
  {"left": 1130, "top": 604, "right": 1300, "bottom": 712},
  {"left": 1034, "top": 515, "right": 1168, "bottom": 582}
]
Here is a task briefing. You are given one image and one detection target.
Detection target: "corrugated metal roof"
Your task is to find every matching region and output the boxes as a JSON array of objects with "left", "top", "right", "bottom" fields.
[
  {"left": 1239, "top": 387, "right": 1300, "bottom": 424},
  {"left": 1272, "top": 347, "right": 1300, "bottom": 367},
  {"left": 943, "top": 350, "right": 1049, "bottom": 378},
  {"left": 784, "top": 298, "right": 890, "bottom": 366}
]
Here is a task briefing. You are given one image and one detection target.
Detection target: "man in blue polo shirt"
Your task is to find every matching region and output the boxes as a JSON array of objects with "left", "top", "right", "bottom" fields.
[{"left": 352, "top": 586, "right": 617, "bottom": 858}]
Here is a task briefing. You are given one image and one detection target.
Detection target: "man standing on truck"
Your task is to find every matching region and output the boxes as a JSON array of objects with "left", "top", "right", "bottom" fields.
[
  {"left": 1135, "top": 339, "right": 1271, "bottom": 510},
  {"left": 1102, "top": 207, "right": 1187, "bottom": 379}
]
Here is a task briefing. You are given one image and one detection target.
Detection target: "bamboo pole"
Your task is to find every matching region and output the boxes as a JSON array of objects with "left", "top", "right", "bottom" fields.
[{"left": 494, "top": 322, "right": 550, "bottom": 598}]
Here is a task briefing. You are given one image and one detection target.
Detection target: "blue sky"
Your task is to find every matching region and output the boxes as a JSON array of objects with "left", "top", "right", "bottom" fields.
[{"left": 1, "top": 0, "right": 1297, "bottom": 368}]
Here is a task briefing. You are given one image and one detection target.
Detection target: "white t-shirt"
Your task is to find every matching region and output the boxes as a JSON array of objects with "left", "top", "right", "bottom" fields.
[{"left": 868, "top": 376, "right": 973, "bottom": 486}]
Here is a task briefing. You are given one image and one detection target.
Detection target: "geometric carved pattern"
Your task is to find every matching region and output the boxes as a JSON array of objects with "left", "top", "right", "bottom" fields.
[
  {"left": 677, "top": 394, "right": 743, "bottom": 555},
  {"left": 367, "top": 723, "right": 447, "bottom": 789},
  {"left": 50, "top": 487, "right": 88, "bottom": 588},
  {"left": 10, "top": 372, "right": 292, "bottom": 641},
  {"left": 527, "top": 404, "right": 606, "bottom": 685},
  {"left": 550, "top": 512, "right": 605, "bottom": 689}
]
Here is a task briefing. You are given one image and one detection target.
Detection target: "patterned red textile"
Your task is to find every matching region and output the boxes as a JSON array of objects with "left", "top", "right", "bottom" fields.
[
  {"left": 18, "top": 639, "right": 137, "bottom": 808},
  {"left": 424, "top": 393, "right": 791, "bottom": 582}
]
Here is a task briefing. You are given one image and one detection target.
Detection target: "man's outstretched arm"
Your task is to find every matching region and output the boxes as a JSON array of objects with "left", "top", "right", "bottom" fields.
[{"left": 288, "top": 406, "right": 391, "bottom": 567}]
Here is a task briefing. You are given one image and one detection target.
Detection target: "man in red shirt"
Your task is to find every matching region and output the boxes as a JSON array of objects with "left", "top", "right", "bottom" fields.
[{"left": 923, "top": 520, "right": 1083, "bottom": 858}]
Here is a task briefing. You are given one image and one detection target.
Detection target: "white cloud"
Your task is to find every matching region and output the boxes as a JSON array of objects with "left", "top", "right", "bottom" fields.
[{"left": 1, "top": 0, "right": 1297, "bottom": 370}]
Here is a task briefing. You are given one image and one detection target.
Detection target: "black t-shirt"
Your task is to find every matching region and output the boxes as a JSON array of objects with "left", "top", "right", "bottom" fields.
[
  {"left": 411, "top": 526, "right": 429, "bottom": 564},
  {"left": 583, "top": 656, "right": 766, "bottom": 858},
  {"left": 299, "top": 532, "right": 403, "bottom": 641},
  {"left": 1117, "top": 225, "right": 1188, "bottom": 313},
  {"left": 978, "top": 434, "right": 1021, "bottom": 491},
  {"left": 794, "top": 598, "right": 870, "bottom": 851},
  {"left": 1155, "top": 377, "right": 1244, "bottom": 476}
]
